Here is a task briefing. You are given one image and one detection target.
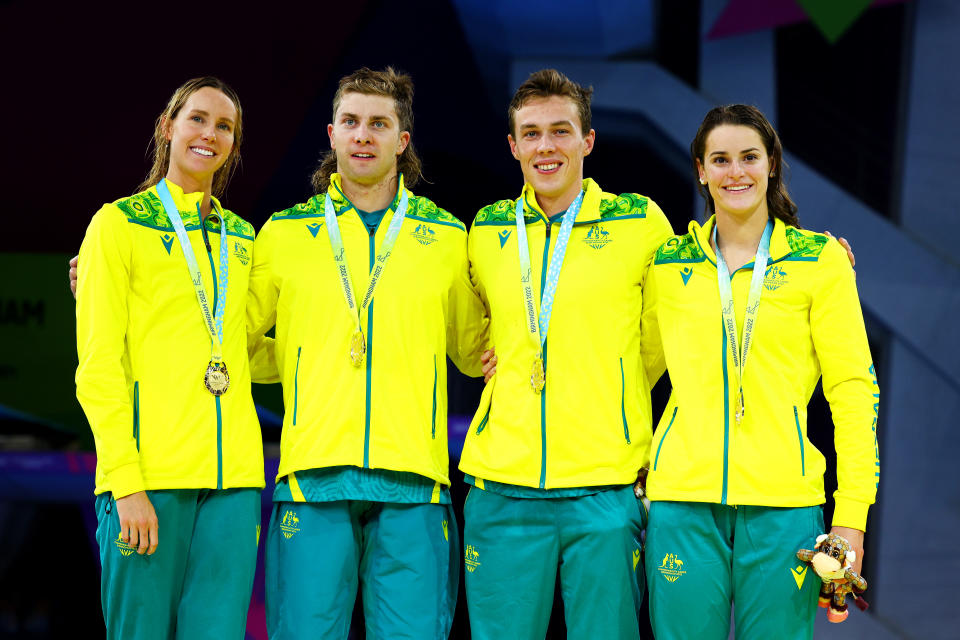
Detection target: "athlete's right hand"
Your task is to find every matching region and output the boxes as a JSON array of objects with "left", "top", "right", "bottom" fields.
[
  {"left": 115, "top": 491, "right": 159, "bottom": 555},
  {"left": 481, "top": 348, "right": 497, "bottom": 384},
  {"left": 68, "top": 255, "right": 79, "bottom": 299}
]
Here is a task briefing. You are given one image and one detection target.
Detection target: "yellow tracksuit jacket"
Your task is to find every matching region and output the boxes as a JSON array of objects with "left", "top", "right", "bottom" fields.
[
  {"left": 246, "top": 174, "right": 487, "bottom": 486},
  {"left": 641, "top": 216, "right": 879, "bottom": 530},
  {"left": 76, "top": 181, "right": 265, "bottom": 498},
  {"left": 460, "top": 179, "right": 675, "bottom": 489}
]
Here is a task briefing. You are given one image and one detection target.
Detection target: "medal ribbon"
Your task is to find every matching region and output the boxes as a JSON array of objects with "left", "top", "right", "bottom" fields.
[
  {"left": 515, "top": 189, "right": 584, "bottom": 353},
  {"left": 324, "top": 188, "right": 409, "bottom": 333},
  {"left": 713, "top": 219, "right": 773, "bottom": 421},
  {"left": 156, "top": 179, "right": 229, "bottom": 363}
]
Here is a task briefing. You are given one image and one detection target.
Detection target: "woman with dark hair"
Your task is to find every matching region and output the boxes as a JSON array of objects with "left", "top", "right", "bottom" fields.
[
  {"left": 639, "top": 104, "right": 878, "bottom": 639},
  {"left": 75, "top": 77, "right": 264, "bottom": 639}
]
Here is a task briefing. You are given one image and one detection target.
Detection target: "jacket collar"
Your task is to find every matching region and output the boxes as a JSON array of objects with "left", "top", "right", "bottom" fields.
[
  {"left": 519, "top": 177, "right": 602, "bottom": 223},
  {"left": 691, "top": 214, "right": 792, "bottom": 268},
  {"left": 322, "top": 172, "right": 407, "bottom": 216},
  {"left": 153, "top": 178, "right": 225, "bottom": 226}
]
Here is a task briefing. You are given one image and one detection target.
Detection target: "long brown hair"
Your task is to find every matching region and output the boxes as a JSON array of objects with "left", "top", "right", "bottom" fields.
[
  {"left": 311, "top": 67, "right": 422, "bottom": 194},
  {"left": 137, "top": 76, "right": 243, "bottom": 198},
  {"left": 690, "top": 104, "right": 800, "bottom": 228}
]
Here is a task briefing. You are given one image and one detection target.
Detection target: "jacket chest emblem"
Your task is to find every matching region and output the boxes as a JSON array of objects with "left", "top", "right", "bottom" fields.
[
  {"left": 680, "top": 266, "right": 693, "bottom": 286},
  {"left": 498, "top": 229, "right": 512, "bottom": 248},
  {"left": 306, "top": 221, "right": 324, "bottom": 238},
  {"left": 583, "top": 223, "right": 611, "bottom": 249},
  {"left": 160, "top": 234, "right": 175, "bottom": 255},
  {"left": 233, "top": 241, "right": 250, "bottom": 265},
  {"left": 764, "top": 265, "right": 788, "bottom": 291},
  {"left": 411, "top": 224, "right": 437, "bottom": 246}
]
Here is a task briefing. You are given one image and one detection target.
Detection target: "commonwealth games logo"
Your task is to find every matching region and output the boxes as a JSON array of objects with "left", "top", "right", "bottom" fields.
[
  {"left": 657, "top": 553, "right": 686, "bottom": 582},
  {"left": 464, "top": 545, "right": 481, "bottom": 573},
  {"left": 583, "top": 224, "right": 611, "bottom": 249},
  {"left": 411, "top": 224, "right": 437, "bottom": 245},
  {"left": 764, "top": 265, "right": 788, "bottom": 290},
  {"left": 280, "top": 510, "right": 300, "bottom": 539},
  {"left": 115, "top": 532, "right": 135, "bottom": 557}
]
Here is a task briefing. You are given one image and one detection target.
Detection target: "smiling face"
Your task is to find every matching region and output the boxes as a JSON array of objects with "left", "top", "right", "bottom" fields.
[
  {"left": 508, "top": 95, "right": 595, "bottom": 215},
  {"left": 697, "top": 124, "right": 772, "bottom": 222},
  {"left": 163, "top": 86, "right": 237, "bottom": 193},
  {"left": 327, "top": 91, "right": 410, "bottom": 191}
]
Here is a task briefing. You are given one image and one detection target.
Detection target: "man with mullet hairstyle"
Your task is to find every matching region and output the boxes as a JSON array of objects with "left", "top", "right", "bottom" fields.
[
  {"left": 460, "top": 68, "right": 674, "bottom": 639},
  {"left": 246, "top": 67, "right": 488, "bottom": 639}
]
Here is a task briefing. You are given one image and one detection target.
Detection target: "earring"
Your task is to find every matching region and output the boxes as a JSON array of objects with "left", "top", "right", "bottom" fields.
[
  {"left": 769, "top": 171, "right": 775, "bottom": 177},
  {"left": 699, "top": 178, "right": 706, "bottom": 185}
]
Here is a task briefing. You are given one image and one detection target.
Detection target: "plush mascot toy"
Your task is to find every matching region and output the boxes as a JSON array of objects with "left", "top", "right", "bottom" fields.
[{"left": 796, "top": 533, "right": 868, "bottom": 623}]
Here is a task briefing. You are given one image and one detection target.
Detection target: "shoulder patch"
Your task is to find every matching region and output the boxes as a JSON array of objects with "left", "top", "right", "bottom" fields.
[
  {"left": 115, "top": 191, "right": 171, "bottom": 228},
  {"left": 271, "top": 197, "right": 323, "bottom": 221},
  {"left": 784, "top": 227, "right": 828, "bottom": 259},
  {"left": 655, "top": 233, "right": 705, "bottom": 264},
  {"left": 599, "top": 193, "right": 648, "bottom": 220},
  {"left": 406, "top": 195, "right": 465, "bottom": 230},
  {"left": 474, "top": 199, "right": 540, "bottom": 225},
  {"left": 474, "top": 199, "right": 517, "bottom": 224},
  {"left": 222, "top": 212, "right": 254, "bottom": 238}
]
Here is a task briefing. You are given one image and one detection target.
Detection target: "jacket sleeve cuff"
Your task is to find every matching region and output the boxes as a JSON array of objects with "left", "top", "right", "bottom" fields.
[
  {"left": 831, "top": 497, "right": 870, "bottom": 532},
  {"left": 107, "top": 462, "right": 146, "bottom": 499}
]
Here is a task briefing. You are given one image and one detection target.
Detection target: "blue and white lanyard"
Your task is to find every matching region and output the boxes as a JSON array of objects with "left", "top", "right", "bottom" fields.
[
  {"left": 156, "top": 179, "right": 229, "bottom": 363},
  {"left": 323, "top": 189, "right": 409, "bottom": 331},
  {"left": 714, "top": 219, "right": 773, "bottom": 423},
  {"left": 515, "top": 189, "right": 584, "bottom": 353}
]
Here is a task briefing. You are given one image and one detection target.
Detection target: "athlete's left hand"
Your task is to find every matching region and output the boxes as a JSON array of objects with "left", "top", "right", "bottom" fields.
[
  {"left": 481, "top": 348, "right": 497, "bottom": 384},
  {"left": 69, "top": 254, "right": 79, "bottom": 299},
  {"left": 829, "top": 525, "right": 865, "bottom": 576},
  {"left": 825, "top": 231, "right": 855, "bottom": 270}
]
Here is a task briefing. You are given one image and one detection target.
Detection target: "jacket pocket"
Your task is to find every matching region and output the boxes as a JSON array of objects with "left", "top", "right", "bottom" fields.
[
  {"left": 293, "top": 347, "right": 302, "bottom": 426},
  {"left": 431, "top": 354, "right": 438, "bottom": 439},
  {"left": 794, "top": 405, "right": 805, "bottom": 476},
  {"left": 619, "top": 358, "right": 631, "bottom": 444},
  {"left": 653, "top": 407, "right": 678, "bottom": 471},
  {"left": 133, "top": 381, "right": 140, "bottom": 451}
]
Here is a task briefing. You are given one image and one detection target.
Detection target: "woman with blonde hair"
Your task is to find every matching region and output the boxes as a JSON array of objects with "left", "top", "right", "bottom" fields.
[{"left": 75, "top": 76, "right": 264, "bottom": 639}]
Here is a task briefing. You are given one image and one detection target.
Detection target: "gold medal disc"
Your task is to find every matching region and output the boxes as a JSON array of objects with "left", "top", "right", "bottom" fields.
[
  {"left": 531, "top": 357, "right": 545, "bottom": 393},
  {"left": 349, "top": 330, "right": 366, "bottom": 367},
  {"left": 204, "top": 361, "right": 230, "bottom": 396}
]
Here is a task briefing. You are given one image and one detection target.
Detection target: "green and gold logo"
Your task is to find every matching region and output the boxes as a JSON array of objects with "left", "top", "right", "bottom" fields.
[
  {"left": 764, "top": 265, "right": 788, "bottom": 291},
  {"left": 115, "top": 532, "right": 135, "bottom": 557},
  {"left": 411, "top": 224, "right": 437, "bottom": 246},
  {"left": 280, "top": 510, "right": 300, "bottom": 539},
  {"left": 464, "top": 544, "right": 481, "bottom": 573},
  {"left": 633, "top": 548, "right": 641, "bottom": 571},
  {"left": 583, "top": 223, "right": 611, "bottom": 249},
  {"left": 657, "top": 553, "right": 686, "bottom": 582},
  {"left": 442, "top": 519, "right": 449, "bottom": 541},
  {"left": 234, "top": 241, "right": 250, "bottom": 265}
]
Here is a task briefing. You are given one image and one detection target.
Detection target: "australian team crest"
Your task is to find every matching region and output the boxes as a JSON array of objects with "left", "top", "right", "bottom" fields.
[
  {"left": 411, "top": 223, "right": 437, "bottom": 246},
  {"left": 233, "top": 241, "right": 250, "bottom": 265},
  {"left": 583, "top": 223, "right": 611, "bottom": 249},
  {"left": 764, "top": 265, "right": 788, "bottom": 290}
]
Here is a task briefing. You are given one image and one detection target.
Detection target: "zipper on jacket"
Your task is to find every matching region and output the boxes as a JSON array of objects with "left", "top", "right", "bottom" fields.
[
  {"left": 538, "top": 220, "right": 552, "bottom": 489},
  {"left": 133, "top": 381, "right": 140, "bottom": 451},
  {"left": 293, "top": 347, "right": 302, "bottom": 426},
  {"left": 363, "top": 221, "right": 378, "bottom": 468},
  {"left": 619, "top": 358, "right": 630, "bottom": 444},
  {"left": 476, "top": 405, "right": 491, "bottom": 434},
  {"left": 653, "top": 406, "right": 677, "bottom": 471},
  {"left": 431, "top": 354, "right": 438, "bottom": 439},
  {"left": 720, "top": 319, "right": 730, "bottom": 504},
  {"left": 794, "top": 405, "right": 805, "bottom": 476},
  {"left": 202, "top": 211, "right": 224, "bottom": 490}
]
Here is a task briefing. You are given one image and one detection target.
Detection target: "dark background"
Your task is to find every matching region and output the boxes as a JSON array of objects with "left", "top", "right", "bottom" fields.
[{"left": 1, "top": 0, "right": 951, "bottom": 638}]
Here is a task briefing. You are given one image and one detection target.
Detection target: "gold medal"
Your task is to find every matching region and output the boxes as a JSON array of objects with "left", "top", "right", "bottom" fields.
[
  {"left": 204, "top": 361, "right": 230, "bottom": 396},
  {"left": 531, "top": 356, "right": 545, "bottom": 393},
  {"left": 349, "top": 330, "right": 366, "bottom": 367}
]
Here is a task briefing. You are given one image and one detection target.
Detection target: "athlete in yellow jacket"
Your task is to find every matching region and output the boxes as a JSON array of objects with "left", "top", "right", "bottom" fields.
[
  {"left": 76, "top": 77, "right": 263, "bottom": 640},
  {"left": 640, "top": 104, "right": 878, "bottom": 639},
  {"left": 460, "top": 69, "right": 674, "bottom": 640},
  {"left": 245, "top": 68, "right": 487, "bottom": 639}
]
